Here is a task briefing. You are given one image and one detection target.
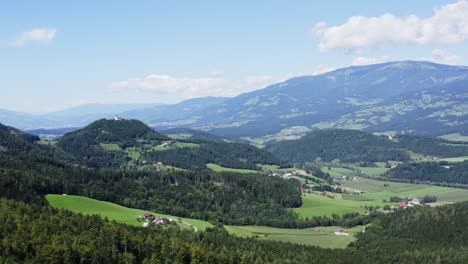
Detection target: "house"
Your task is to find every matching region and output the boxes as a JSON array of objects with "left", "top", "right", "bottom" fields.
[
  {"left": 334, "top": 230, "right": 349, "bottom": 236},
  {"left": 299, "top": 186, "right": 305, "bottom": 192},
  {"left": 408, "top": 198, "right": 420, "bottom": 206},
  {"left": 144, "top": 212, "right": 154, "bottom": 219},
  {"left": 152, "top": 217, "right": 164, "bottom": 225},
  {"left": 399, "top": 202, "right": 409, "bottom": 209}
]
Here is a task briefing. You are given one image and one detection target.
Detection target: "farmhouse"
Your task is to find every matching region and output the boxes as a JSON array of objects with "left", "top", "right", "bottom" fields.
[
  {"left": 144, "top": 212, "right": 154, "bottom": 219},
  {"left": 334, "top": 230, "right": 349, "bottom": 236}
]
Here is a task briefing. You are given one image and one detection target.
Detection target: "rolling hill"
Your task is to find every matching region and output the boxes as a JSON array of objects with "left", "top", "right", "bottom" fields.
[
  {"left": 55, "top": 118, "right": 285, "bottom": 170},
  {"left": 265, "top": 129, "right": 468, "bottom": 163}
]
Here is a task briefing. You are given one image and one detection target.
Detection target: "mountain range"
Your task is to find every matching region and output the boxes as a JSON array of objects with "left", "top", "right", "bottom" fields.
[{"left": 2, "top": 61, "right": 467, "bottom": 142}]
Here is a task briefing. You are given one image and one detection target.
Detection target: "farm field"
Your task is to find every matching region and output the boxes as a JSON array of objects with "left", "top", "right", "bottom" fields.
[
  {"left": 47, "top": 195, "right": 361, "bottom": 248},
  {"left": 440, "top": 156, "right": 468, "bottom": 162},
  {"left": 226, "top": 225, "right": 364, "bottom": 248},
  {"left": 321, "top": 167, "right": 357, "bottom": 177},
  {"left": 354, "top": 166, "right": 390, "bottom": 176},
  {"left": 46, "top": 195, "right": 212, "bottom": 231},
  {"left": 439, "top": 133, "right": 468, "bottom": 142},
  {"left": 295, "top": 177, "right": 468, "bottom": 218},
  {"left": 207, "top": 163, "right": 259, "bottom": 173}
]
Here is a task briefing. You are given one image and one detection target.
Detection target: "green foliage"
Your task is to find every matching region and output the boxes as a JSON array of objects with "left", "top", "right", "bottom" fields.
[
  {"left": 421, "top": 195, "right": 437, "bottom": 203},
  {"left": 0, "top": 153, "right": 301, "bottom": 227},
  {"left": 385, "top": 161, "right": 468, "bottom": 184},
  {"left": 145, "top": 141, "right": 288, "bottom": 171},
  {"left": 267, "top": 129, "right": 410, "bottom": 163},
  {"left": 267, "top": 129, "right": 468, "bottom": 163}
]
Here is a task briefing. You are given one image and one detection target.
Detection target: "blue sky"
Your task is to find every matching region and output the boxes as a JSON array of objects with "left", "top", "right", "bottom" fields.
[{"left": 1, "top": 0, "right": 467, "bottom": 113}]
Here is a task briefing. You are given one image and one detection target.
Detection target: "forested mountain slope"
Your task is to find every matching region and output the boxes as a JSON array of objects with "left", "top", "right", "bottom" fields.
[{"left": 266, "top": 129, "right": 468, "bottom": 163}]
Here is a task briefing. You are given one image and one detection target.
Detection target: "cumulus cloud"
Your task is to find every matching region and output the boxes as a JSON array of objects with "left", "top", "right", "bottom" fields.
[
  {"left": 12, "top": 28, "right": 56, "bottom": 46},
  {"left": 311, "top": 64, "right": 335, "bottom": 75},
  {"left": 110, "top": 73, "right": 299, "bottom": 99},
  {"left": 422, "top": 49, "right": 462, "bottom": 65},
  {"left": 110, "top": 74, "right": 225, "bottom": 98},
  {"left": 351, "top": 56, "right": 391, "bottom": 66},
  {"left": 313, "top": 0, "right": 468, "bottom": 52}
]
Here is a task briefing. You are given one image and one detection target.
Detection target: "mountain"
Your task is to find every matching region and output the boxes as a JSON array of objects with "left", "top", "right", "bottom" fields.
[
  {"left": 181, "top": 61, "right": 467, "bottom": 141},
  {"left": 121, "top": 96, "right": 229, "bottom": 125},
  {"left": 0, "top": 104, "right": 162, "bottom": 130},
  {"left": 2, "top": 61, "right": 467, "bottom": 141},
  {"left": 265, "top": 129, "right": 468, "bottom": 163}
]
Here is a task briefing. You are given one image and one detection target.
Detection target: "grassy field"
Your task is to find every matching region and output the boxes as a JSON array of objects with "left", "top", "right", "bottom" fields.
[
  {"left": 37, "top": 140, "right": 57, "bottom": 146},
  {"left": 47, "top": 194, "right": 361, "bottom": 248},
  {"left": 354, "top": 166, "right": 390, "bottom": 176},
  {"left": 321, "top": 167, "right": 357, "bottom": 177},
  {"left": 225, "top": 225, "right": 363, "bottom": 248},
  {"left": 207, "top": 163, "right": 259, "bottom": 173},
  {"left": 100, "top": 143, "right": 122, "bottom": 151},
  {"left": 257, "top": 164, "right": 280, "bottom": 171},
  {"left": 294, "top": 193, "right": 369, "bottom": 217},
  {"left": 439, "top": 133, "right": 468, "bottom": 142},
  {"left": 167, "top": 133, "right": 192, "bottom": 140},
  {"left": 46, "top": 194, "right": 212, "bottom": 231},
  {"left": 440, "top": 156, "right": 468, "bottom": 162},
  {"left": 295, "top": 177, "right": 468, "bottom": 218}
]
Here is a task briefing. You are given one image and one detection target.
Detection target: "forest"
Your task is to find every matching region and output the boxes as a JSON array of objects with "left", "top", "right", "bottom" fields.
[
  {"left": 266, "top": 129, "right": 468, "bottom": 163},
  {"left": 385, "top": 161, "right": 468, "bottom": 184}
]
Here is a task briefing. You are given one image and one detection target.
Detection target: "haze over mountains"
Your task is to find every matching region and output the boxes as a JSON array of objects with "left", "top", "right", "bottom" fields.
[{"left": 3, "top": 61, "right": 467, "bottom": 141}]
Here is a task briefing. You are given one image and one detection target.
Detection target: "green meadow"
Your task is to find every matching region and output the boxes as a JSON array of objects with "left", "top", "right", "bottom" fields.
[
  {"left": 295, "top": 176, "right": 468, "bottom": 219},
  {"left": 207, "top": 163, "right": 259, "bottom": 173},
  {"left": 46, "top": 194, "right": 362, "bottom": 248},
  {"left": 46, "top": 194, "right": 212, "bottom": 231}
]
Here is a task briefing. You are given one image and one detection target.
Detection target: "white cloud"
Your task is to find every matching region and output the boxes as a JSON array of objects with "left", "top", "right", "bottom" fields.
[
  {"left": 110, "top": 74, "right": 225, "bottom": 98},
  {"left": 351, "top": 56, "right": 391, "bottom": 66},
  {"left": 311, "top": 64, "right": 335, "bottom": 75},
  {"left": 111, "top": 72, "right": 303, "bottom": 100},
  {"left": 422, "top": 49, "right": 462, "bottom": 65},
  {"left": 313, "top": 0, "right": 468, "bottom": 52},
  {"left": 12, "top": 28, "right": 56, "bottom": 46}
]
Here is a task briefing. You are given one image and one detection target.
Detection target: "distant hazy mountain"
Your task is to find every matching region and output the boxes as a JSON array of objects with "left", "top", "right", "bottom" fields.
[
  {"left": 2, "top": 61, "right": 467, "bottom": 141},
  {"left": 134, "top": 61, "right": 465, "bottom": 141},
  {"left": 0, "top": 103, "right": 161, "bottom": 130}
]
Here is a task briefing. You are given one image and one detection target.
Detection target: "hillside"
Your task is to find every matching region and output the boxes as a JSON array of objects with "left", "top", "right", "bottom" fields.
[
  {"left": 385, "top": 161, "right": 468, "bottom": 185},
  {"left": 196, "top": 61, "right": 468, "bottom": 140},
  {"left": 56, "top": 119, "right": 285, "bottom": 170},
  {"left": 266, "top": 129, "right": 468, "bottom": 163},
  {"left": 0, "top": 123, "right": 43, "bottom": 156}
]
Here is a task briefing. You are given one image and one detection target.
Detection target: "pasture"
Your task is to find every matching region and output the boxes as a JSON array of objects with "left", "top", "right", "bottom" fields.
[
  {"left": 207, "top": 163, "right": 259, "bottom": 173},
  {"left": 46, "top": 194, "right": 211, "bottom": 231},
  {"left": 295, "top": 177, "right": 468, "bottom": 219},
  {"left": 47, "top": 194, "right": 362, "bottom": 248},
  {"left": 226, "top": 225, "right": 364, "bottom": 248}
]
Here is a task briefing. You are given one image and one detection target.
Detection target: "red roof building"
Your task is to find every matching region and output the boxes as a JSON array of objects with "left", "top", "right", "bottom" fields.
[{"left": 399, "top": 203, "right": 408, "bottom": 208}]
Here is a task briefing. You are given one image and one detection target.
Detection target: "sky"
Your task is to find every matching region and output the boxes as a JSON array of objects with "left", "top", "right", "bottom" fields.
[{"left": 1, "top": 0, "right": 467, "bottom": 113}]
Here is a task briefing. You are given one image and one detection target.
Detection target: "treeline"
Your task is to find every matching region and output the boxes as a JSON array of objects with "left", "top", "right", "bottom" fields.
[
  {"left": 396, "top": 134, "right": 468, "bottom": 158},
  {"left": 354, "top": 201, "right": 468, "bottom": 261},
  {"left": 385, "top": 161, "right": 468, "bottom": 184},
  {"left": 144, "top": 141, "right": 289, "bottom": 170},
  {"left": 266, "top": 129, "right": 410, "bottom": 163},
  {"left": 266, "top": 129, "right": 468, "bottom": 163},
  {"left": 0, "top": 153, "right": 300, "bottom": 227}
]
